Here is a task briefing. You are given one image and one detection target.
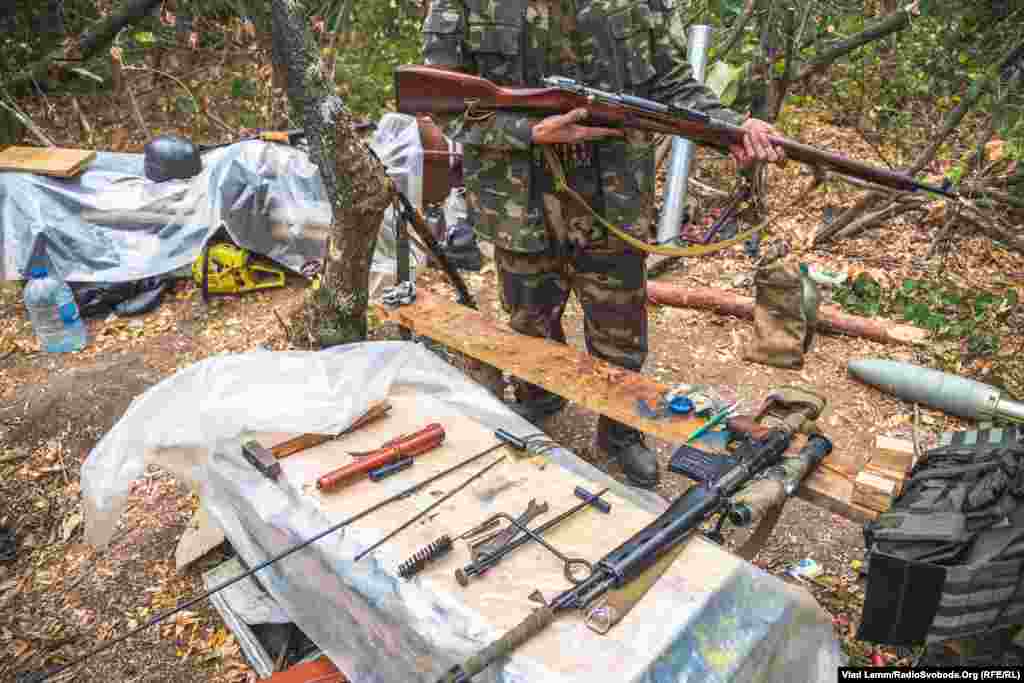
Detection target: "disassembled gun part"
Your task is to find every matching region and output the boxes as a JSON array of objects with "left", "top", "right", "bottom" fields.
[
  {"left": 353, "top": 455, "right": 508, "bottom": 562},
  {"left": 469, "top": 498, "right": 549, "bottom": 563},
  {"left": 456, "top": 488, "right": 609, "bottom": 587},
  {"left": 398, "top": 535, "right": 455, "bottom": 579},
  {"left": 575, "top": 486, "right": 610, "bottom": 513}
]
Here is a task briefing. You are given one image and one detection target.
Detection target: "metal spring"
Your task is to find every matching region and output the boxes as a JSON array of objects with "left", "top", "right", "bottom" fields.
[{"left": 397, "top": 535, "right": 453, "bottom": 579}]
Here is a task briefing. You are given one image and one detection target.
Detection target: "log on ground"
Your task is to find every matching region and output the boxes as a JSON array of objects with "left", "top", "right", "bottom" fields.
[{"left": 646, "top": 282, "right": 929, "bottom": 346}]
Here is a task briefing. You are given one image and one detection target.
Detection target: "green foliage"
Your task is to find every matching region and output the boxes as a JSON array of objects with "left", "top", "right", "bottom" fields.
[
  {"left": 833, "top": 273, "right": 1019, "bottom": 362},
  {"left": 330, "top": 3, "right": 423, "bottom": 118},
  {"left": 197, "top": 0, "right": 419, "bottom": 118},
  {"left": 1, "top": 0, "right": 101, "bottom": 87},
  {"left": 705, "top": 62, "right": 743, "bottom": 107},
  {"left": 832, "top": 272, "right": 884, "bottom": 318},
  {"left": 231, "top": 77, "right": 258, "bottom": 100}
]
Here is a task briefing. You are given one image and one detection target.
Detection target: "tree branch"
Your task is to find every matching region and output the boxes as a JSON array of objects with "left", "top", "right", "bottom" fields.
[
  {"left": 796, "top": 6, "right": 913, "bottom": 82},
  {"left": 4, "top": 0, "right": 164, "bottom": 92},
  {"left": 715, "top": 0, "right": 756, "bottom": 61},
  {"left": 832, "top": 196, "right": 927, "bottom": 241},
  {"left": 961, "top": 185, "right": 1024, "bottom": 211},
  {"left": 813, "top": 75, "right": 988, "bottom": 246},
  {"left": 0, "top": 96, "right": 55, "bottom": 147},
  {"left": 958, "top": 204, "right": 1024, "bottom": 254}
]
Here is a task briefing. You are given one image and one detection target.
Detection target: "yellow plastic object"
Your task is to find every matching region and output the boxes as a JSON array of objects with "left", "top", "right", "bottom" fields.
[{"left": 192, "top": 243, "right": 286, "bottom": 295}]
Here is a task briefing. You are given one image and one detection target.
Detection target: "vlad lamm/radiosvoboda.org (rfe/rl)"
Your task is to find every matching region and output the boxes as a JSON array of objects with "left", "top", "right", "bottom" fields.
[{"left": 840, "top": 669, "right": 1023, "bottom": 681}]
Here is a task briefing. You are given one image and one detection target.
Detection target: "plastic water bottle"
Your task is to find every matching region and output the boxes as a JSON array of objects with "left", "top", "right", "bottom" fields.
[{"left": 23, "top": 267, "right": 88, "bottom": 352}]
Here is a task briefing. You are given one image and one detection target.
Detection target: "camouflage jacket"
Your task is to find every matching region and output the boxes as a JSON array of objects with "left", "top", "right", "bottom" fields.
[{"left": 421, "top": 0, "right": 745, "bottom": 253}]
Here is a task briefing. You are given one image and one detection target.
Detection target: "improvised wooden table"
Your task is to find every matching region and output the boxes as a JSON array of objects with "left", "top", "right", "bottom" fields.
[
  {"left": 374, "top": 290, "right": 883, "bottom": 528},
  {"left": 249, "top": 388, "right": 840, "bottom": 682}
]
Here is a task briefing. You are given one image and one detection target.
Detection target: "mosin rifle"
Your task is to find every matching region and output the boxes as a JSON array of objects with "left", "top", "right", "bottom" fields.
[
  {"left": 436, "top": 425, "right": 804, "bottom": 682},
  {"left": 394, "top": 65, "right": 956, "bottom": 198}
]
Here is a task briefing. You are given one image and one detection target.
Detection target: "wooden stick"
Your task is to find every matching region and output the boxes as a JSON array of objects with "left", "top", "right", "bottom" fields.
[
  {"left": 0, "top": 98, "right": 56, "bottom": 147},
  {"left": 269, "top": 400, "right": 392, "bottom": 459},
  {"left": 647, "top": 282, "right": 929, "bottom": 346},
  {"left": 127, "top": 84, "right": 150, "bottom": 140}
]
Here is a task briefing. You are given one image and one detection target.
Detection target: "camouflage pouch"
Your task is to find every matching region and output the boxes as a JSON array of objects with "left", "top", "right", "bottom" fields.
[{"left": 743, "top": 259, "right": 820, "bottom": 370}]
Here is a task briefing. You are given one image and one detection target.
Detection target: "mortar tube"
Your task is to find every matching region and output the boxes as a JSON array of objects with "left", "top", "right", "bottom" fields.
[{"left": 656, "top": 25, "right": 713, "bottom": 245}]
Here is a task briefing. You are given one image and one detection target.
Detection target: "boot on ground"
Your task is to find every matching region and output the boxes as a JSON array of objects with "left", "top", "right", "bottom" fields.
[
  {"left": 507, "top": 380, "right": 566, "bottom": 426},
  {"left": 595, "top": 416, "right": 659, "bottom": 488}
]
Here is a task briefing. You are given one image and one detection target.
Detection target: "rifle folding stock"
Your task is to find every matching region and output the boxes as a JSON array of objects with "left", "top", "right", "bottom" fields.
[{"left": 394, "top": 65, "right": 955, "bottom": 198}]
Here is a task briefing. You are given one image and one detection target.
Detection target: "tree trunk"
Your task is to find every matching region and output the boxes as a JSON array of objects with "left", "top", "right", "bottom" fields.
[
  {"left": 766, "top": 3, "right": 797, "bottom": 122},
  {"left": 747, "top": 0, "right": 773, "bottom": 122},
  {"left": 271, "top": 0, "right": 392, "bottom": 348}
]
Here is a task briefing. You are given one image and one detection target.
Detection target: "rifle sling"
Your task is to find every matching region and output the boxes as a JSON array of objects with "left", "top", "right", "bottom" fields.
[{"left": 541, "top": 146, "right": 765, "bottom": 257}]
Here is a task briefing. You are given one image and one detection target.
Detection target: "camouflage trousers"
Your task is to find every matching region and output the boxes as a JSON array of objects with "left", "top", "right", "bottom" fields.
[{"left": 495, "top": 236, "right": 648, "bottom": 402}]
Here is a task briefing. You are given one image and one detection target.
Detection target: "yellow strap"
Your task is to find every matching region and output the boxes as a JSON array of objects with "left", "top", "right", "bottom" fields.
[{"left": 542, "top": 146, "right": 764, "bottom": 257}]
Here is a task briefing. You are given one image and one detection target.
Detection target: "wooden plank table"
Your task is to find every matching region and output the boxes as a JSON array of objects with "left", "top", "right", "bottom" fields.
[
  {"left": 251, "top": 391, "right": 830, "bottom": 681},
  {"left": 374, "top": 290, "right": 877, "bottom": 524}
]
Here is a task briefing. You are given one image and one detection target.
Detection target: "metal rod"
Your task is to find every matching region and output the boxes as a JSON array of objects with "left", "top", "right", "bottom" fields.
[
  {"left": 353, "top": 455, "right": 508, "bottom": 562},
  {"left": 395, "top": 201, "right": 412, "bottom": 341},
  {"left": 27, "top": 435, "right": 522, "bottom": 683},
  {"left": 479, "top": 488, "right": 609, "bottom": 565},
  {"left": 656, "top": 24, "right": 713, "bottom": 245}
]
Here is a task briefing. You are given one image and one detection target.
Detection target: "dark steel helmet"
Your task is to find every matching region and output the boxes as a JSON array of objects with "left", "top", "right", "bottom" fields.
[{"left": 143, "top": 134, "right": 202, "bottom": 182}]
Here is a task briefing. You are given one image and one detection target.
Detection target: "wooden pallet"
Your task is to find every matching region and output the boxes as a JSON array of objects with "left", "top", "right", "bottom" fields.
[{"left": 373, "top": 290, "right": 879, "bottom": 524}]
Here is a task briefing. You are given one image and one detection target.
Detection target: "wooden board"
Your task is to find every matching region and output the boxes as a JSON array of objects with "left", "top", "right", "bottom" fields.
[
  {"left": 873, "top": 435, "right": 919, "bottom": 475},
  {"left": 851, "top": 470, "right": 899, "bottom": 513},
  {"left": 250, "top": 392, "right": 821, "bottom": 679},
  {"left": 373, "top": 291, "right": 879, "bottom": 524},
  {"left": 0, "top": 145, "right": 96, "bottom": 177}
]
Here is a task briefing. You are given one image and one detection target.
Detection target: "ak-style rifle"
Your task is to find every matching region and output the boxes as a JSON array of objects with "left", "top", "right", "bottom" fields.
[
  {"left": 436, "top": 428, "right": 833, "bottom": 683},
  {"left": 394, "top": 65, "right": 956, "bottom": 199}
]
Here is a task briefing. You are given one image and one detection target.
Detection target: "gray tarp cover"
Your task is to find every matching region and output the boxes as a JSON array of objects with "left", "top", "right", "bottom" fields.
[{"left": 0, "top": 113, "right": 426, "bottom": 287}]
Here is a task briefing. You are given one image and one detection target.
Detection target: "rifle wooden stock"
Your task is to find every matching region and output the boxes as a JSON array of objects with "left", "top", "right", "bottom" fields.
[{"left": 394, "top": 65, "right": 954, "bottom": 198}]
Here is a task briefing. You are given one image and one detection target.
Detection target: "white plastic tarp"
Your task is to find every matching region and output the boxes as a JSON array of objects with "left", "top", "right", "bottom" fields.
[{"left": 80, "top": 342, "right": 844, "bottom": 683}]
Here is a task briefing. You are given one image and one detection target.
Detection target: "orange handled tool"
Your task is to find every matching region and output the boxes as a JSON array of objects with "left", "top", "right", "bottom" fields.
[{"left": 316, "top": 423, "right": 446, "bottom": 491}]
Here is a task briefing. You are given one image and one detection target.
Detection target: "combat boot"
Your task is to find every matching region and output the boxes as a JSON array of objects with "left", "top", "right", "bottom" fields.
[
  {"left": 507, "top": 379, "right": 566, "bottom": 426},
  {"left": 595, "top": 416, "right": 659, "bottom": 488},
  {"left": 443, "top": 218, "right": 483, "bottom": 271}
]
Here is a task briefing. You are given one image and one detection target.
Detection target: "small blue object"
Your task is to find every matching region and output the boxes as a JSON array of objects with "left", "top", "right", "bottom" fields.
[
  {"left": 668, "top": 395, "right": 693, "bottom": 414},
  {"left": 369, "top": 457, "right": 414, "bottom": 482},
  {"left": 29, "top": 267, "right": 47, "bottom": 279}
]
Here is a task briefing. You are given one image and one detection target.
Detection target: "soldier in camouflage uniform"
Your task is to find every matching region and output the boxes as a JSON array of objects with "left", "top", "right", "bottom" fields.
[{"left": 421, "top": 0, "right": 783, "bottom": 488}]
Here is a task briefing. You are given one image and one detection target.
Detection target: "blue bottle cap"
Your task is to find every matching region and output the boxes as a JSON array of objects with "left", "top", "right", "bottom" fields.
[
  {"left": 668, "top": 395, "right": 694, "bottom": 415},
  {"left": 29, "top": 267, "right": 47, "bottom": 279}
]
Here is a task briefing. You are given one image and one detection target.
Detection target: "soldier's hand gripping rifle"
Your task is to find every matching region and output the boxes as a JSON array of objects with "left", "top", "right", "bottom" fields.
[
  {"left": 394, "top": 65, "right": 956, "bottom": 199},
  {"left": 436, "top": 426, "right": 802, "bottom": 683}
]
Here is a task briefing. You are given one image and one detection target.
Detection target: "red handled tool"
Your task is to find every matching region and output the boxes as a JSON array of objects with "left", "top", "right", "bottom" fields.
[{"left": 316, "top": 423, "right": 446, "bottom": 492}]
